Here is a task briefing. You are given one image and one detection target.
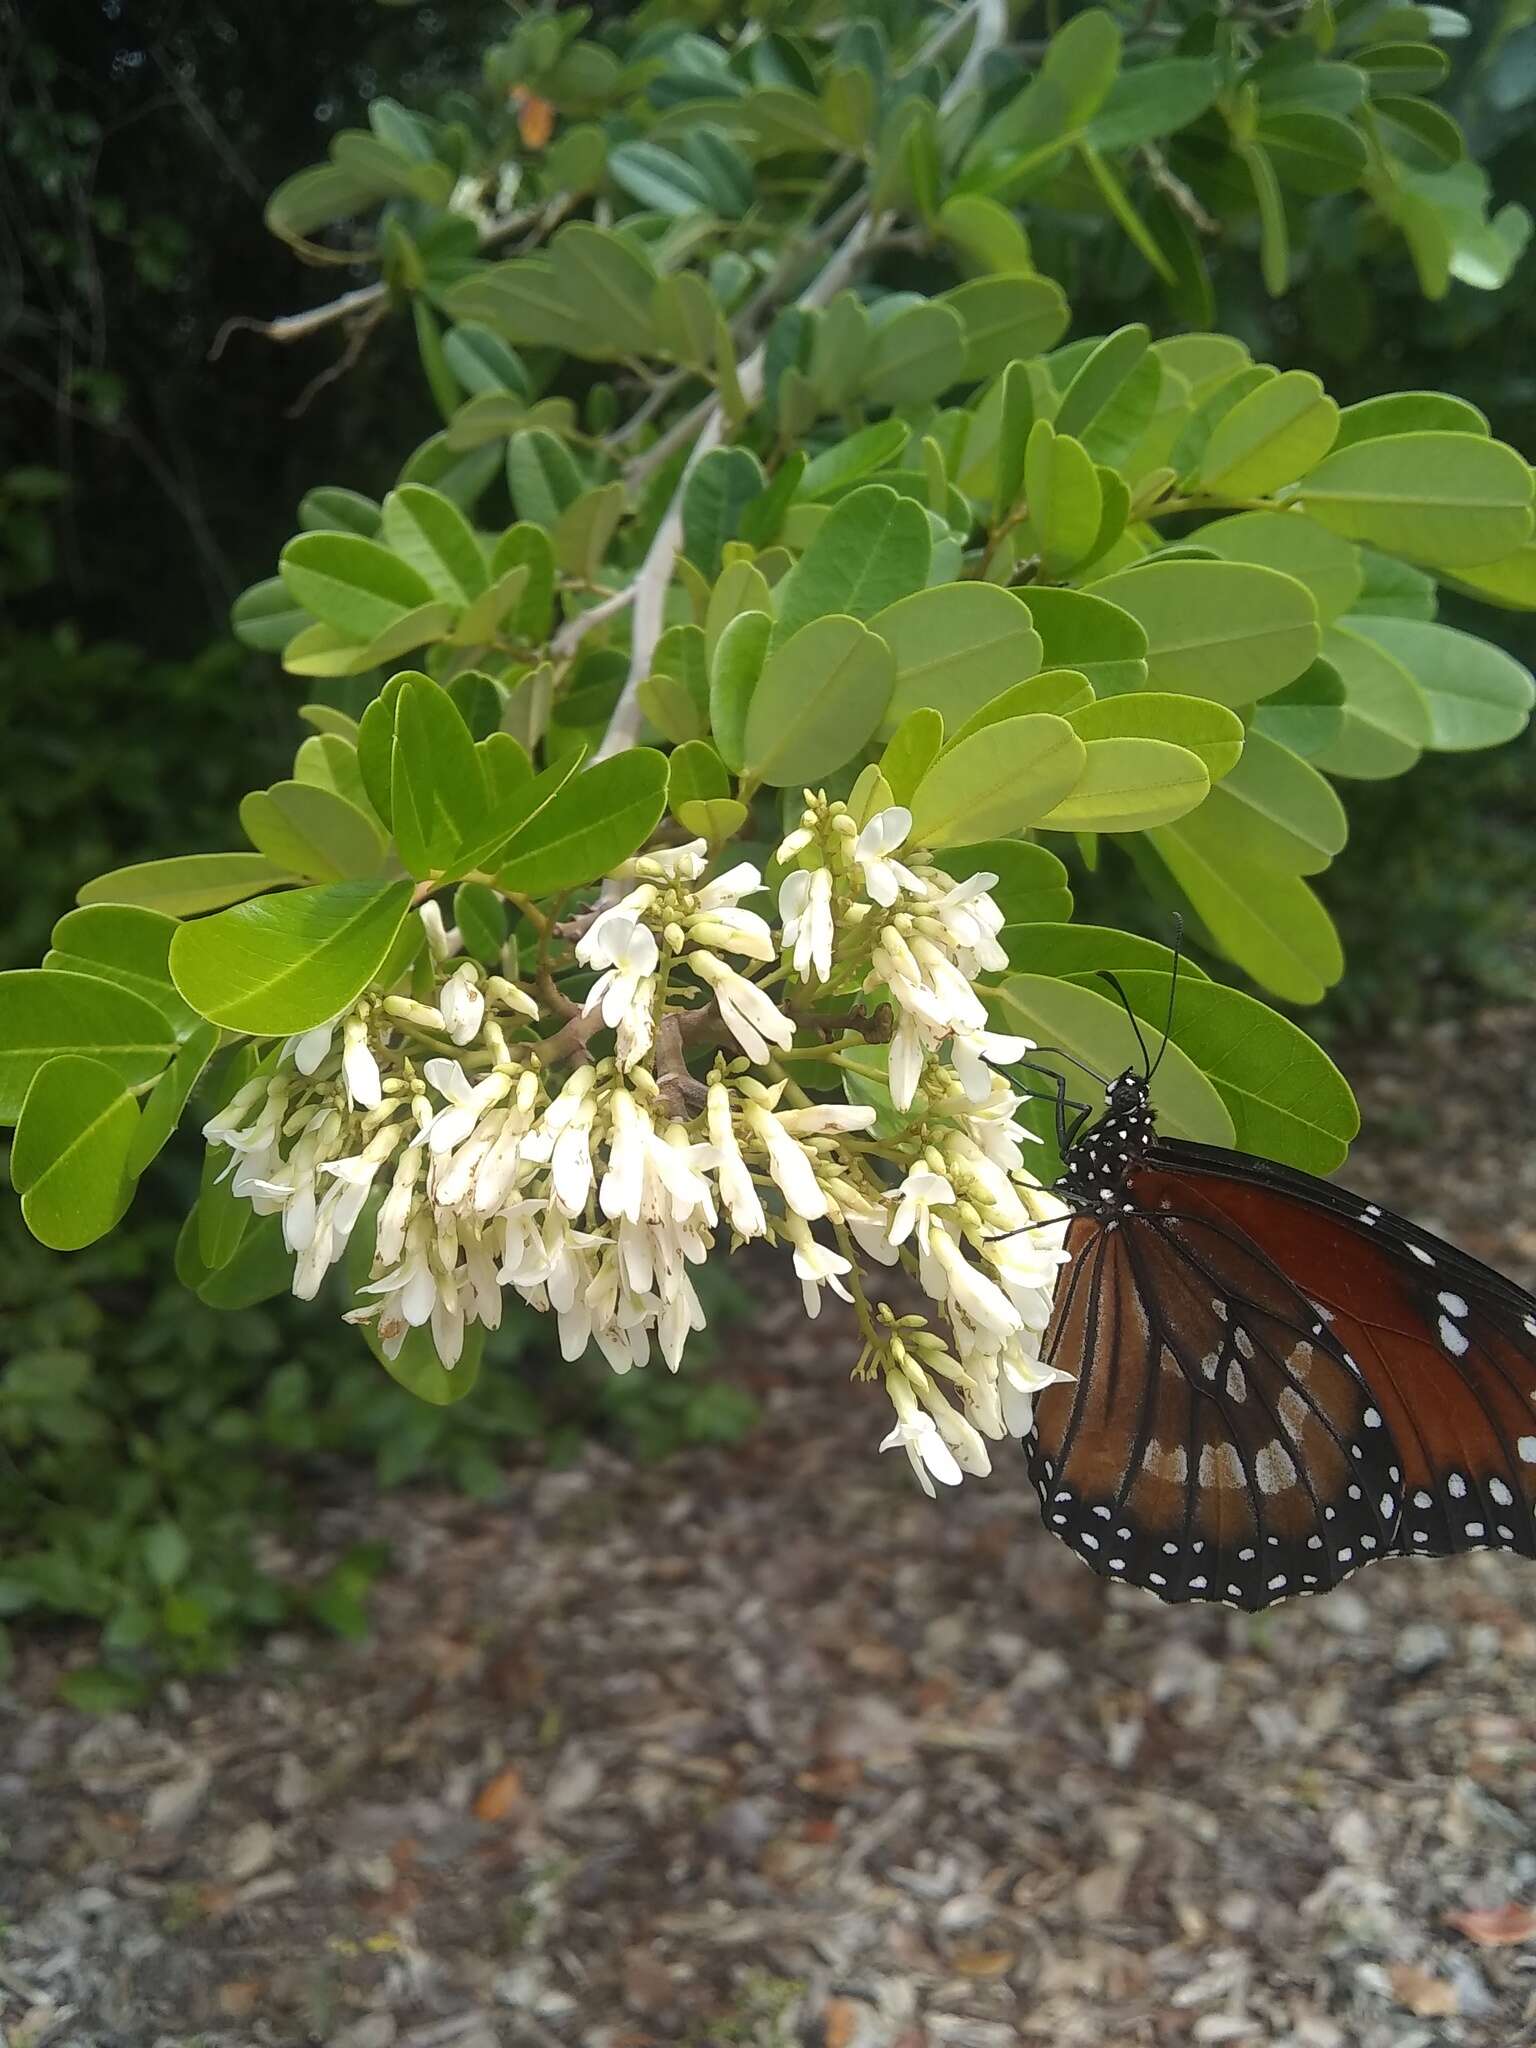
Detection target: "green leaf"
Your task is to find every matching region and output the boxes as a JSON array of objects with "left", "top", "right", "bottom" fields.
[
  {"left": 278, "top": 532, "right": 437, "bottom": 641},
  {"left": 168, "top": 880, "right": 413, "bottom": 1036},
  {"left": 1332, "top": 390, "right": 1489, "bottom": 448},
  {"left": 1023, "top": 586, "right": 1148, "bottom": 695},
  {"left": 550, "top": 222, "right": 658, "bottom": 351},
  {"left": 196, "top": 1212, "right": 296, "bottom": 1310},
  {"left": 874, "top": 582, "right": 1043, "bottom": 734},
  {"left": 490, "top": 523, "right": 557, "bottom": 641},
  {"left": 942, "top": 841, "right": 1073, "bottom": 924},
  {"left": 1249, "top": 660, "right": 1347, "bottom": 759},
  {"left": 908, "top": 715, "right": 1086, "bottom": 846},
  {"left": 708, "top": 610, "right": 771, "bottom": 776},
  {"left": 1105, "top": 971, "right": 1357, "bottom": 1172},
  {"left": 127, "top": 1023, "right": 218, "bottom": 1175},
  {"left": 951, "top": 669, "right": 1095, "bottom": 741},
  {"left": 879, "top": 708, "right": 945, "bottom": 804},
  {"left": 390, "top": 672, "right": 490, "bottom": 878},
  {"left": 1025, "top": 420, "right": 1103, "bottom": 577},
  {"left": 861, "top": 302, "right": 968, "bottom": 407},
  {"left": 1343, "top": 617, "right": 1535, "bottom": 750},
  {"left": 1005, "top": 923, "right": 1206, "bottom": 980},
  {"left": 1441, "top": 543, "right": 1536, "bottom": 611},
  {"left": 1239, "top": 138, "right": 1290, "bottom": 295},
  {"left": 798, "top": 420, "right": 909, "bottom": 503},
  {"left": 1054, "top": 325, "right": 1150, "bottom": 440},
  {"left": 0, "top": 972, "right": 175, "bottom": 1124},
  {"left": 971, "top": 6, "right": 1122, "bottom": 171},
  {"left": 1255, "top": 109, "right": 1368, "bottom": 194},
  {"left": 232, "top": 576, "right": 311, "bottom": 653},
  {"left": 1313, "top": 622, "right": 1432, "bottom": 778},
  {"left": 142, "top": 1520, "right": 191, "bottom": 1590},
  {"left": 265, "top": 162, "right": 382, "bottom": 245},
  {"left": 938, "top": 276, "right": 1069, "bottom": 381},
  {"left": 46, "top": 905, "right": 201, "bottom": 1037},
  {"left": 455, "top": 749, "right": 583, "bottom": 876},
  {"left": 452, "top": 882, "right": 508, "bottom": 965},
  {"left": 506, "top": 427, "right": 584, "bottom": 528},
  {"left": 990, "top": 975, "right": 1234, "bottom": 1145},
  {"left": 609, "top": 139, "right": 715, "bottom": 215},
  {"left": 239, "top": 782, "right": 387, "bottom": 882},
  {"left": 298, "top": 487, "right": 383, "bottom": 538},
  {"left": 299, "top": 704, "right": 362, "bottom": 742},
  {"left": 667, "top": 739, "right": 730, "bottom": 817},
  {"left": 1089, "top": 560, "right": 1319, "bottom": 704},
  {"left": 684, "top": 447, "right": 765, "bottom": 577},
  {"left": 1201, "top": 728, "right": 1348, "bottom": 874},
  {"left": 1196, "top": 371, "right": 1339, "bottom": 498},
  {"left": 281, "top": 601, "right": 458, "bottom": 680},
  {"left": 295, "top": 733, "right": 374, "bottom": 816},
  {"left": 77, "top": 853, "right": 295, "bottom": 917},
  {"left": 742, "top": 617, "right": 894, "bottom": 788},
  {"left": 1194, "top": 510, "right": 1362, "bottom": 621},
  {"left": 773, "top": 486, "right": 931, "bottom": 645},
  {"left": 1147, "top": 813, "right": 1343, "bottom": 1003},
  {"left": 1036, "top": 737, "right": 1207, "bottom": 831},
  {"left": 936, "top": 193, "right": 1035, "bottom": 275},
  {"left": 380, "top": 484, "right": 488, "bottom": 605},
  {"left": 676, "top": 797, "right": 747, "bottom": 845},
  {"left": 12, "top": 1055, "right": 140, "bottom": 1251},
  {"left": 1069, "top": 693, "right": 1244, "bottom": 779},
  {"left": 1087, "top": 56, "right": 1219, "bottom": 149},
  {"left": 1295, "top": 432, "right": 1534, "bottom": 568},
  {"left": 496, "top": 750, "right": 669, "bottom": 896}
]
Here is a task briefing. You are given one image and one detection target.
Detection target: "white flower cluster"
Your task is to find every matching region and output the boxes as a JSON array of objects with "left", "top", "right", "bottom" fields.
[{"left": 202, "top": 807, "right": 1073, "bottom": 1495}]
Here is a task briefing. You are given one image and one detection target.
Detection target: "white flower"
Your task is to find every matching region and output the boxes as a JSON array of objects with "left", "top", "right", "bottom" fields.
[
  {"left": 778, "top": 867, "right": 834, "bottom": 984},
  {"left": 687, "top": 907, "right": 776, "bottom": 962},
  {"left": 657, "top": 1269, "right": 706, "bottom": 1369},
  {"left": 422, "top": 1057, "right": 510, "bottom": 1153},
  {"left": 744, "top": 1102, "right": 826, "bottom": 1220},
  {"left": 879, "top": 1377, "right": 962, "bottom": 1497},
  {"left": 887, "top": 1165, "right": 955, "bottom": 1249},
  {"left": 289, "top": 1019, "right": 338, "bottom": 1076},
  {"left": 951, "top": 1027, "right": 1031, "bottom": 1101},
  {"left": 775, "top": 820, "right": 816, "bottom": 863},
  {"left": 341, "top": 1017, "right": 383, "bottom": 1110},
  {"left": 782, "top": 1216, "right": 853, "bottom": 1318},
  {"left": 854, "top": 807, "right": 925, "bottom": 907},
  {"left": 581, "top": 913, "right": 659, "bottom": 1069},
  {"left": 439, "top": 964, "right": 485, "bottom": 1046},
  {"left": 924, "top": 1223, "right": 1022, "bottom": 1344},
  {"left": 551, "top": 1095, "right": 597, "bottom": 1215},
  {"left": 707, "top": 1079, "right": 766, "bottom": 1240},
  {"left": 696, "top": 860, "right": 766, "bottom": 911},
  {"left": 924, "top": 872, "right": 1008, "bottom": 972},
  {"left": 888, "top": 1011, "right": 929, "bottom": 1113},
  {"left": 419, "top": 899, "right": 462, "bottom": 961},
  {"left": 689, "top": 950, "right": 795, "bottom": 1064},
  {"left": 599, "top": 1085, "right": 648, "bottom": 1225},
  {"left": 998, "top": 1341, "right": 1074, "bottom": 1436},
  {"left": 626, "top": 838, "right": 708, "bottom": 882}
]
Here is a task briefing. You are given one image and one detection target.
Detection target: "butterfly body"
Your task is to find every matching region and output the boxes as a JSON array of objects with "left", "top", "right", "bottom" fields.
[{"left": 1030, "top": 1068, "right": 1536, "bottom": 1611}]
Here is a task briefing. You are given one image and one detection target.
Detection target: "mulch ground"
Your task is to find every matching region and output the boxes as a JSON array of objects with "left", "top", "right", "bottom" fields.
[{"left": 4, "top": 1009, "right": 1536, "bottom": 2048}]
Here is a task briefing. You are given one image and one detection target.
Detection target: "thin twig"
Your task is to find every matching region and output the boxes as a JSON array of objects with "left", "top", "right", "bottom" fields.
[
  {"left": 208, "top": 202, "right": 543, "bottom": 361},
  {"left": 1141, "top": 143, "right": 1221, "bottom": 236},
  {"left": 550, "top": 579, "right": 640, "bottom": 662}
]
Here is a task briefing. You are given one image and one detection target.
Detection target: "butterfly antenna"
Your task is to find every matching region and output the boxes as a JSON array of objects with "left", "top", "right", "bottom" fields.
[
  {"left": 1096, "top": 970, "right": 1152, "bottom": 1078},
  {"left": 1149, "top": 915, "right": 1184, "bottom": 1078}
]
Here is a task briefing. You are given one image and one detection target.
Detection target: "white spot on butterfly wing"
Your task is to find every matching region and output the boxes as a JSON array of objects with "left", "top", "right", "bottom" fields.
[
  {"left": 1438, "top": 1291, "right": 1468, "bottom": 1318},
  {"left": 1519, "top": 1437, "right": 1536, "bottom": 1464},
  {"left": 1490, "top": 1478, "right": 1513, "bottom": 1507},
  {"left": 1439, "top": 1315, "right": 1470, "bottom": 1358}
]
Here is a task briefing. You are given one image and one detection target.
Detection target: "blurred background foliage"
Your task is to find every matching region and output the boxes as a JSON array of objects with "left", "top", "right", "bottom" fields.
[{"left": 3, "top": 0, "right": 1534, "bottom": 1691}]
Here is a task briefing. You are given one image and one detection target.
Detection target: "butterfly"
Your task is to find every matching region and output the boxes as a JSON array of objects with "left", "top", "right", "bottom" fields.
[{"left": 1019, "top": 972, "right": 1536, "bottom": 1612}]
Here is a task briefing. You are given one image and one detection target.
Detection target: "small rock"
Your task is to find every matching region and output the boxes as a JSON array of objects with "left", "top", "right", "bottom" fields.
[
  {"left": 1319, "top": 1591, "right": 1370, "bottom": 1635},
  {"left": 1394, "top": 1623, "right": 1452, "bottom": 1676},
  {"left": 333, "top": 2016, "right": 397, "bottom": 2048},
  {"left": 225, "top": 1819, "right": 277, "bottom": 1881},
  {"left": 142, "top": 1758, "right": 211, "bottom": 1835},
  {"left": 274, "top": 1752, "right": 314, "bottom": 1813},
  {"left": 705, "top": 1796, "right": 777, "bottom": 1863}
]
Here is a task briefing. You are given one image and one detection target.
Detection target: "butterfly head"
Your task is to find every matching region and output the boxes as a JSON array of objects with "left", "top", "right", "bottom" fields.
[{"left": 1057, "top": 1068, "right": 1157, "bottom": 1211}]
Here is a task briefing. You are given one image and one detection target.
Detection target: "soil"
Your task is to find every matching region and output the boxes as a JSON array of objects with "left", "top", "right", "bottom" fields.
[{"left": 4, "top": 1008, "right": 1536, "bottom": 2048}]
